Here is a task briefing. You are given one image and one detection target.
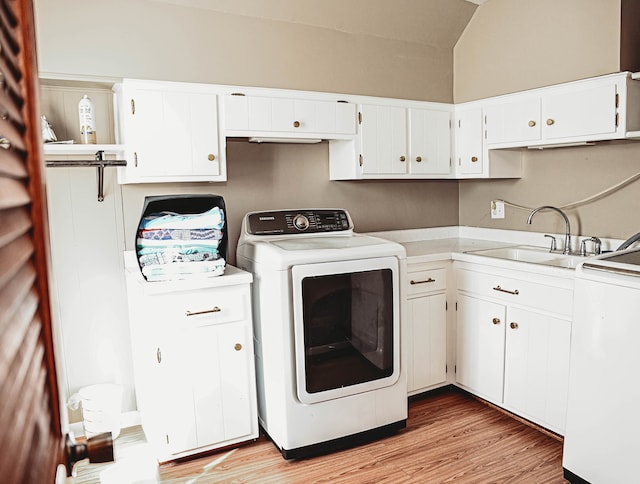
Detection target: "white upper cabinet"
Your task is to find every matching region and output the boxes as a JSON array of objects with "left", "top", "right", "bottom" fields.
[
  {"left": 359, "top": 104, "right": 408, "bottom": 176},
  {"left": 454, "top": 104, "right": 484, "bottom": 176},
  {"left": 541, "top": 83, "right": 616, "bottom": 141},
  {"left": 409, "top": 108, "right": 452, "bottom": 175},
  {"left": 484, "top": 72, "right": 640, "bottom": 149},
  {"left": 333, "top": 102, "right": 453, "bottom": 179},
  {"left": 222, "top": 93, "right": 357, "bottom": 137},
  {"left": 453, "top": 102, "right": 523, "bottom": 179},
  {"left": 107, "top": 71, "right": 640, "bottom": 184},
  {"left": 115, "top": 79, "right": 225, "bottom": 184},
  {"left": 484, "top": 97, "right": 541, "bottom": 146}
]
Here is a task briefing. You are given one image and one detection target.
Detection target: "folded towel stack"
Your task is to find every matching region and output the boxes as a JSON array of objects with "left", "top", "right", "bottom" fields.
[{"left": 136, "top": 206, "right": 226, "bottom": 281}]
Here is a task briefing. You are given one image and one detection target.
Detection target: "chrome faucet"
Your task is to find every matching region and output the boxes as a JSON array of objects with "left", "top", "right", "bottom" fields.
[{"left": 527, "top": 206, "right": 572, "bottom": 255}]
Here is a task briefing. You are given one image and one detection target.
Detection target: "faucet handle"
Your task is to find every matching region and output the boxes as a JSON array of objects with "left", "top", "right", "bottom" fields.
[
  {"left": 580, "top": 236, "right": 602, "bottom": 256},
  {"left": 593, "top": 237, "right": 602, "bottom": 255},
  {"left": 544, "top": 234, "right": 557, "bottom": 252}
]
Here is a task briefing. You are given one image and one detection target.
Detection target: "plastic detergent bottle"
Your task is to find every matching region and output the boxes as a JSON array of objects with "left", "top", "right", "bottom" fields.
[{"left": 78, "top": 95, "right": 97, "bottom": 144}]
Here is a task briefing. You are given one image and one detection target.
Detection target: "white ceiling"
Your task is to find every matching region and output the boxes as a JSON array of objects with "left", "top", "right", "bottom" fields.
[{"left": 146, "top": 0, "right": 478, "bottom": 48}]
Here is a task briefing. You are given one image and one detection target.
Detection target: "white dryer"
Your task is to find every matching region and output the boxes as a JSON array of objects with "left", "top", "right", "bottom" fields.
[{"left": 236, "top": 209, "right": 407, "bottom": 459}]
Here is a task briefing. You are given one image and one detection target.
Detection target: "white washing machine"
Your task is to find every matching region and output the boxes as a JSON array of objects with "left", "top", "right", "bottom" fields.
[
  {"left": 563, "top": 248, "right": 640, "bottom": 483},
  {"left": 236, "top": 208, "right": 407, "bottom": 459}
]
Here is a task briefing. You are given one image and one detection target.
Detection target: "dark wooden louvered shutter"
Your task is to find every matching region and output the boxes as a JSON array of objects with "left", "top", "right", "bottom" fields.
[{"left": 0, "top": 0, "right": 64, "bottom": 483}]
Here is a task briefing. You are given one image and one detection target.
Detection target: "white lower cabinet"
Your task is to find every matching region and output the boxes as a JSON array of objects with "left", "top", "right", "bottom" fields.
[
  {"left": 454, "top": 261, "right": 573, "bottom": 435},
  {"left": 405, "top": 263, "right": 448, "bottom": 395},
  {"left": 124, "top": 260, "right": 258, "bottom": 462},
  {"left": 503, "top": 307, "right": 571, "bottom": 433},
  {"left": 455, "top": 293, "right": 506, "bottom": 403}
]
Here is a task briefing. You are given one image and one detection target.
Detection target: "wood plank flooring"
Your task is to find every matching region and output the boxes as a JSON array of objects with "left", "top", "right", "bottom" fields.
[{"left": 69, "top": 388, "right": 566, "bottom": 483}]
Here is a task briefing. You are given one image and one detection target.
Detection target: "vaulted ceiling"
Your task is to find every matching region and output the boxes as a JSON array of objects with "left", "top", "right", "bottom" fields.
[{"left": 148, "top": 0, "right": 478, "bottom": 48}]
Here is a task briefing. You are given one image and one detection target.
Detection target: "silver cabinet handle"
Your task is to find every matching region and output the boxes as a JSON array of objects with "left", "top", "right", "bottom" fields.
[
  {"left": 493, "top": 285, "right": 519, "bottom": 295},
  {"left": 185, "top": 306, "right": 221, "bottom": 317},
  {"left": 410, "top": 278, "right": 435, "bottom": 285},
  {"left": 156, "top": 347, "right": 162, "bottom": 364}
]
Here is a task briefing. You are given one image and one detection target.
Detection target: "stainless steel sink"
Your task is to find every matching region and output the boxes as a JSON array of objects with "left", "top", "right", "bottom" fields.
[{"left": 465, "top": 245, "right": 583, "bottom": 269}]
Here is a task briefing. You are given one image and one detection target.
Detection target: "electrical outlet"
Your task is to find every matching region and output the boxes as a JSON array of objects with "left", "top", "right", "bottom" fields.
[{"left": 491, "top": 200, "right": 505, "bottom": 219}]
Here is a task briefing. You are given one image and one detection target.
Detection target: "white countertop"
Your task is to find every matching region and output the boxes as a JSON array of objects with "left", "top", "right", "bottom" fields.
[{"left": 366, "top": 226, "right": 625, "bottom": 278}]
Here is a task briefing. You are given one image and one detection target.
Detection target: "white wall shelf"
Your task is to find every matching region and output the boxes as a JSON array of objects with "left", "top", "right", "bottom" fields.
[
  {"left": 44, "top": 148, "right": 127, "bottom": 202},
  {"left": 43, "top": 143, "right": 124, "bottom": 156}
]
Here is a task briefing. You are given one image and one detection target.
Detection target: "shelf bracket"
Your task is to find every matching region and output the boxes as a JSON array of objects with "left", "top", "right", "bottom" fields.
[
  {"left": 96, "top": 150, "right": 106, "bottom": 202},
  {"left": 44, "top": 149, "right": 127, "bottom": 202}
]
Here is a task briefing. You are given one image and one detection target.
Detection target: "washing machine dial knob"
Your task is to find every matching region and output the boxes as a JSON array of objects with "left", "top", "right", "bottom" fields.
[{"left": 293, "top": 214, "right": 310, "bottom": 231}]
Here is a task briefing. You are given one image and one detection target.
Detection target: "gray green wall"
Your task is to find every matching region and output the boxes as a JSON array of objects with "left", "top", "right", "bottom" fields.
[
  {"left": 34, "top": 0, "right": 476, "bottom": 249},
  {"left": 35, "top": 0, "right": 640, "bottom": 242},
  {"left": 455, "top": 0, "right": 640, "bottom": 240}
]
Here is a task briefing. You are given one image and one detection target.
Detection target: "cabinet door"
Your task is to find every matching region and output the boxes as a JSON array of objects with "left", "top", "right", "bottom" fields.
[
  {"left": 120, "top": 83, "right": 222, "bottom": 182},
  {"left": 454, "top": 106, "right": 483, "bottom": 175},
  {"left": 542, "top": 83, "right": 617, "bottom": 141},
  {"left": 407, "top": 293, "right": 447, "bottom": 393},
  {"left": 215, "top": 322, "right": 254, "bottom": 440},
  {"left": 223, "top": 94, "right": 271, "bottom": 131},
  {"left": 186, "top": 92, "right": 221, "bottom": 177},
  {"left": 409, "top": 108, "right": 451, "bottom": 175},
  {"left": 225, "top": 95, "right": 356, "bottom": 135},
  {"left": 484, "top": 97, "right": 541, "bottom": 146},
  {"left": 157, "top": 327, "right": 200, "bottom": 455},
  {"left": 126, "top": 288, "right": 199, "bottom": 455},
  {"left": 125, "top": 87, "right": 166, "bottom": 178},
  {"left": 456, "top": 294, "right": 506, "bottom": 403},
  {"left": 360, "top": 104, "right": 407, "bottom": 175},
  {"left": 272, "top": 98, "right": 356, "bottom": 134},
  {"left": 271, "top": 98, "right": 298, "bottom": 131},
  {"left": 191, "top": 321, "right": 254, "bottom": 446},
  {"left": 503, "top": 307, "right": 571, "bottom": 433},
  {"left": 163, "top": 91, "right": 221, "bottom": 178}
]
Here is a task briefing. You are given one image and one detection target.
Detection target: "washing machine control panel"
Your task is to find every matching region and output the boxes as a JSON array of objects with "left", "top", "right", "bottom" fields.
[{"left": 247, "top": 209, "right": 352, "bottom": 235}]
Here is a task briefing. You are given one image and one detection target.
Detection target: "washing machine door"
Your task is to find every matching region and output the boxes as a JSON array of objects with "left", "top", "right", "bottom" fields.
[{"left": 291, "top": 256, "right": 401, "bottom": 404}]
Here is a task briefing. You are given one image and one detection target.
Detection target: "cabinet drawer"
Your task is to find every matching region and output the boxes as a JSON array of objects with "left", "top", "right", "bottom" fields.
[
  {"left": 456, "top": 269, "right": 572, "bottom": 316},
  {"left": 152, "top": 286, "right": 248, "bottom": 327},
  {"left": 407, "top": 268, "right": 446, "bottom": 296},
  {"left": 224, "top": 95, "right": 356, "bottom": 135}
]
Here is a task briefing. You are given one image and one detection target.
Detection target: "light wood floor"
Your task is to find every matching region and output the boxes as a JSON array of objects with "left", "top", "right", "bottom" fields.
[{"left": 69, "top": 388, "right": 566, "bottom": 483}]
